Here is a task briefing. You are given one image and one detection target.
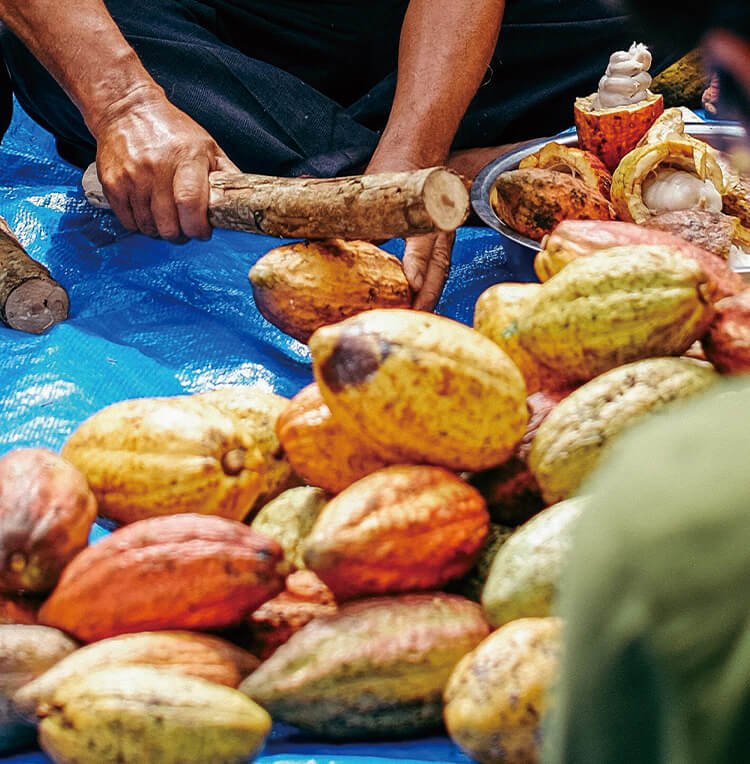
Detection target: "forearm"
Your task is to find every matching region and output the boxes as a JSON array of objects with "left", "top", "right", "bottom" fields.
[
  {"left": 0, "top": 0, "right": 162, "bottom": 133},
  {"left": 369, "top": 0, "right": 505, "bottom": 169}
]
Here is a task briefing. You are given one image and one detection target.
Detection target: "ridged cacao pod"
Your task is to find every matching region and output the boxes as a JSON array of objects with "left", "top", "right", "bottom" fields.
[
  {"left": 517, "top": 246, "right": 716, "bottom": 386},
  {"left": 0, "top": 449, "right": 97, "bottom": 593},
  {"left": 444, "top": 617, "right": 563, "bottom": 764},
  {"left": 249, "top": 239, "right": 412, "bottom": 342},
  {"left": 303, "top": 465, "right": 489, "bottom": 600},
  {"left": 61, "top": 395, "right": 266, "bottom": 525},
  {"left": 240, "top": 593, "right": 489, "bottom": 739},
  {"left": 38, "top": 513, "right": 286, "bottom": 642},
  {"left": 276, "top": 383, "right": 390, "bottom": 493},
  {"left": 309, "top": 309, "right": 528, "bottom": 471},
  {"left": 15, "top": 630, "right": 259, "bottom": 721},
  {"left": 0, "top": 625, "right": 77, "bottom": 754},
  {"left": 528, "top": 357, "right": 718, "bottom": 503},
  {"left": 38, "top": 665, "right": 271, "bottom": 764},
  {"left": 702, "top": 290, "right": 750, "bottom": 374}
]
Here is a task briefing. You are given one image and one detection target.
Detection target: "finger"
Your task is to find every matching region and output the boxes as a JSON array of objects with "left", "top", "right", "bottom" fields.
[
  {"left": 214, "top": 149, "right": 241, "bottom": 175},
  {"left": 130, "top": 192, "right": 159, "bottom": 238},
  {"left": 413, "top": 233, "right": 453, "bottom": 312},
  {"left": 151, "top": 184, "right": 182, "bottom": 241},
  {"left": 174, "top": 156, "right": 212, "bottom": 240},
  {"left": 107, "top": 192, "right": 138, "bottom": 232},
  {"left": 402, "top": 234, "right": 438, "bottom": 293}
]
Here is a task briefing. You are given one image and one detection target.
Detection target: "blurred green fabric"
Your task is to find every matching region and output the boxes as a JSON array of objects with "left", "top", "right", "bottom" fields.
[{"left": 545, "top": 377, "right": 750, "bottom": 764}]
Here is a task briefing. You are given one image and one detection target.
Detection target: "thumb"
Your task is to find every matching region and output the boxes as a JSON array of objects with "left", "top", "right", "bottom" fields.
[
  {"left": 402, "top": 234, "right": 439, "bottom": 292},
  {"left": 214, "top": 149, "right": 242, "bottom": 175}
]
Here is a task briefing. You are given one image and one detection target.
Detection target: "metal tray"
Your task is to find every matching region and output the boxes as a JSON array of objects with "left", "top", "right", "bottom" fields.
[{"left": 471, "top": 121, "right": 750, "bottom": 284}]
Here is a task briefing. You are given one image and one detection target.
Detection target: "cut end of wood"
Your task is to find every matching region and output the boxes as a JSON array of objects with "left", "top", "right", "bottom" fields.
[
  {"left": 5, "top": 278, "right": 69, "bottom": 334},
  {"left": 423, "top": 169, "right": 471, "bottom": 232}
]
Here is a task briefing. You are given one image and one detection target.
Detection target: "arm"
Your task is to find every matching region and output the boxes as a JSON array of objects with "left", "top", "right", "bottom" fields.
[
  {"left": 366, "top": 0, "right": 505, "bottom": 309},
  {"left": 0, "top": 0, "right": 235, "bottom": 240}
]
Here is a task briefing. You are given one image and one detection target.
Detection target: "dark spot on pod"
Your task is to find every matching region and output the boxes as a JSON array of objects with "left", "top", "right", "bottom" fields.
[
  {"left": 320, "top": 331, "right": 390, "bottom": 393},
  {"left": 222, "top": 449, "right": 246, "bottom": 476}
]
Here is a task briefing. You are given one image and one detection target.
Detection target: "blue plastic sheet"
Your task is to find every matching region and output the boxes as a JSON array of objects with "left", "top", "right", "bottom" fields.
[{"left": 0, "top": 101, "right": 537, "bottom": 763}]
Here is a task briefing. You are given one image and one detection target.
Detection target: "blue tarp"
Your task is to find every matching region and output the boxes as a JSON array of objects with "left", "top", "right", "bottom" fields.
[{"left": 0, "top": 100, "right": 537, "bottom": 763}]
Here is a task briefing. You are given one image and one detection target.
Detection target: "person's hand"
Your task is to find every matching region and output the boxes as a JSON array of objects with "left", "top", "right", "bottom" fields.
[
  {"left": 402, "top": 231, "right": 455, "bottom": 311},
  {"left": 365, "top": 153, "right": 455, "bottom": 311},
  {"left": 92, "top": 86, "right": 238, "bottom": 241}
]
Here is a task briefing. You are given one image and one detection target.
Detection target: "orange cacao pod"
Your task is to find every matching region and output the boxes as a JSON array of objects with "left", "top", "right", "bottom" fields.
[
  {"left": 702, "top": 290, "right": 750, "bottom": 374},
  {"left": 276, "top": 383, "right": 390, "bottom": 493},
  {"left": 38, "top": 514, "right": 286, "bottom": 642},
  {"left": 303, "top": 465, "right": 489, "bottom": 600},
  {"left": 0, "top": 449, "right": 97, "bottom": 593}
]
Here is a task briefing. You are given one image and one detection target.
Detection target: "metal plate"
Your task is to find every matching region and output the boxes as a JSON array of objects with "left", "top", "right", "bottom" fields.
[{"left": 471, "top": 121, "right": 750, "bottom": 281}]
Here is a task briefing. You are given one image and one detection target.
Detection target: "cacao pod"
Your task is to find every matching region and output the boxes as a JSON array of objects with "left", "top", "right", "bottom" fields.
[
  {"left": 0, "top": 595, "right": 38, "bottom": 625},
  {"left": 528, "top": 357, "right": 718, "bottom": 503},
  {"left": 196, "top": 385, "right": 297, "bottom": 513},
  {"left": 481, "top": 497, "right": 587, "bottom": 627},
  {"left": 537, "top": 219, "right": 744, "bottom": 300},
  {"left": 276, "top": 383, "right": 390, "bottom": 493},
  {"left": 444, "top": 617, "right": 563, "bottom": 764},
  {"left": 518, "top": 141, "right": 612, "bottom": 198},
  {"left": 14, "top": 630, "right": 259, "bottom": 721},
  {"left": 240, "top": 593, "right": 489, "bottom": 739},
  {"left": 249, "top": 239, "right": 412, "bottom": 342},
  {"left": 61, "top": 395, "right": 266, "bottom": 525},
  {"left": 447, "top": 523, "right": 515, "bottom": 602},
  {"left": 38, "top": 513, "right": 285, "bottom": 642},
  {"left": 303, "top": 465, "right": 489, "bottom": 600},
  {"left": 38, "top": 665, "right": 271, "bottom": 764},
  {"left": 309, "top": 309, "right": 528, "bottom": 471},
  {"left": 702, "top": 290, "right": 750, "bottom": 374},
  {"left": 574, "top": 89, "right": 663, "bottom": 171},
  {"left": 0, "top": 625, "right": 77, "bottom": 754},
  {"left": 250, "top": 485, "right": 327, "bottom": 569},
  {"left": 0, "top": 448, "right": 96, "bottom": 593},
  {"left": 489, "top": 168, "right": 615, "bottom": 241},
  {"left": 517, "top": 246, "right": 716, "bottom": 386}
]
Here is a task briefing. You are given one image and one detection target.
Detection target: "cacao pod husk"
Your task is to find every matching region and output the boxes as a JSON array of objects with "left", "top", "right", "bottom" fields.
[
  {"left": 61, "top": 395, "right": 266, "bottom": 525},
  {"left": 303, "top": 465, "right": 489, "bottom": 600},
  {"left": 240, "top": 592, "right": 489, "bottom": 739},
  {"left": 38, "top": 513, "right": 285, "bottom": 642},
  {"left": 702, "top": 289, "right": 750, "bottom": 374},
  {"left": 0, "top": 449, "right": 97, "bottom": 593},
  {"left": 38, "top": 665, "right": 271, "bottom": 764},
  {"left": 309, "top": 309, "right": 528, "bottom": 471}
]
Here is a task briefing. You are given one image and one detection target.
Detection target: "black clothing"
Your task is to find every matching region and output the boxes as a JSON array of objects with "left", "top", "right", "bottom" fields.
[{"left": 0, "top": 0, "right": 679, "bottom": 176}]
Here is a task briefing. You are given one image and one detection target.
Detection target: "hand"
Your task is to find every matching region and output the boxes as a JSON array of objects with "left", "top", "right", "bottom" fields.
[
  {"left": 92, "top": 86, "right": 238, "bottom": 241},
  {"left": 402, "top": 231, "right": 455, "bottom": 311}
]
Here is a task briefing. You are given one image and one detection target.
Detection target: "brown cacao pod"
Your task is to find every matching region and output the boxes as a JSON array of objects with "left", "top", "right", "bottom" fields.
[
  {"left": 276, "top": 383, "right": 390, "bottom": 493},
  {"left": 0, "top": 625, "right": 78, "bottom": 754},
  {"left": 444, "top": 617, "right": 563, "bottom": 764},
  {"left": 61, "top": 395, "right": 266, "bottom": 525},
  {"left": 38, "top": 513, "right": 285, "bottom": 642},
  {"left": 14, "top": 630, "right": 259, "bottom": 721},
  {"left": 196, "top": 385, "right": 298, "bottom": 512},
  {"left": 537, "top": 219, "right": 744, "bottom": 301},
  {"left": 518, "top": 141, "right": 612, "bottom": 198},
  {"left": 517, "top": 245, "right": 716, "bottom": 386},
  {"left": 240, "top": 592, "right": 489, "bottom": 739},
  {"left": 303, "top": 465, "right": 489, "bottom": 600},
  {"left": 702, "top": 289, "right": 750, "bottom": 374},
  {"left": 490, "top": 168, "right": 615, "bottom": 241},
  {"left": 310, "top": 309, "right": 528, "bottom": 472},
  {"left": 245, "top": 570, "right": 337, "bottom": 659},
  {"left": 249, "top": 239, "right": 412, "bottom": 342},
  {"left": 0, "top": 449, "right": 97, "bottom": 594}
]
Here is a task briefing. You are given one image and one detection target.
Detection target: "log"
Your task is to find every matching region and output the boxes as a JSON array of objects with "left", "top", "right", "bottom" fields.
[
  {"left": 0, "top": 218, "right": 69, "bottom": 334},
  {"left": 82, "top": 163, "right": 471, "bottom": 240}
]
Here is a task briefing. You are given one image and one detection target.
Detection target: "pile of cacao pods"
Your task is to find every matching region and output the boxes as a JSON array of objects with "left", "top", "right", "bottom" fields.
[{"left": 2, "top": 207, "right": 750, "bottom": 764}]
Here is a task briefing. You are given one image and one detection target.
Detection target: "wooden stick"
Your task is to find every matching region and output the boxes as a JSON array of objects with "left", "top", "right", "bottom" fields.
[
  {"left": 0, "top": 218, "right": 69, "bottom": 334},
  {"left": 82, "top": 164, "right": 471, "bottom": 240},
  {"left": 207, "top": 167, "right": 470, "bottom": 239}
]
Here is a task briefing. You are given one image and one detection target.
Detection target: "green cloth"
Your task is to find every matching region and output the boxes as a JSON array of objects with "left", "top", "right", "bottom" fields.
[{"left": 544, "top": 378, "right": 750, "bottom": 764}]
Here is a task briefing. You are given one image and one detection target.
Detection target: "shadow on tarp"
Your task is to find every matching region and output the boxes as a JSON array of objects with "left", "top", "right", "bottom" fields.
[{"left": 0, "top": 100, "right": 535, "bottom": 764}]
